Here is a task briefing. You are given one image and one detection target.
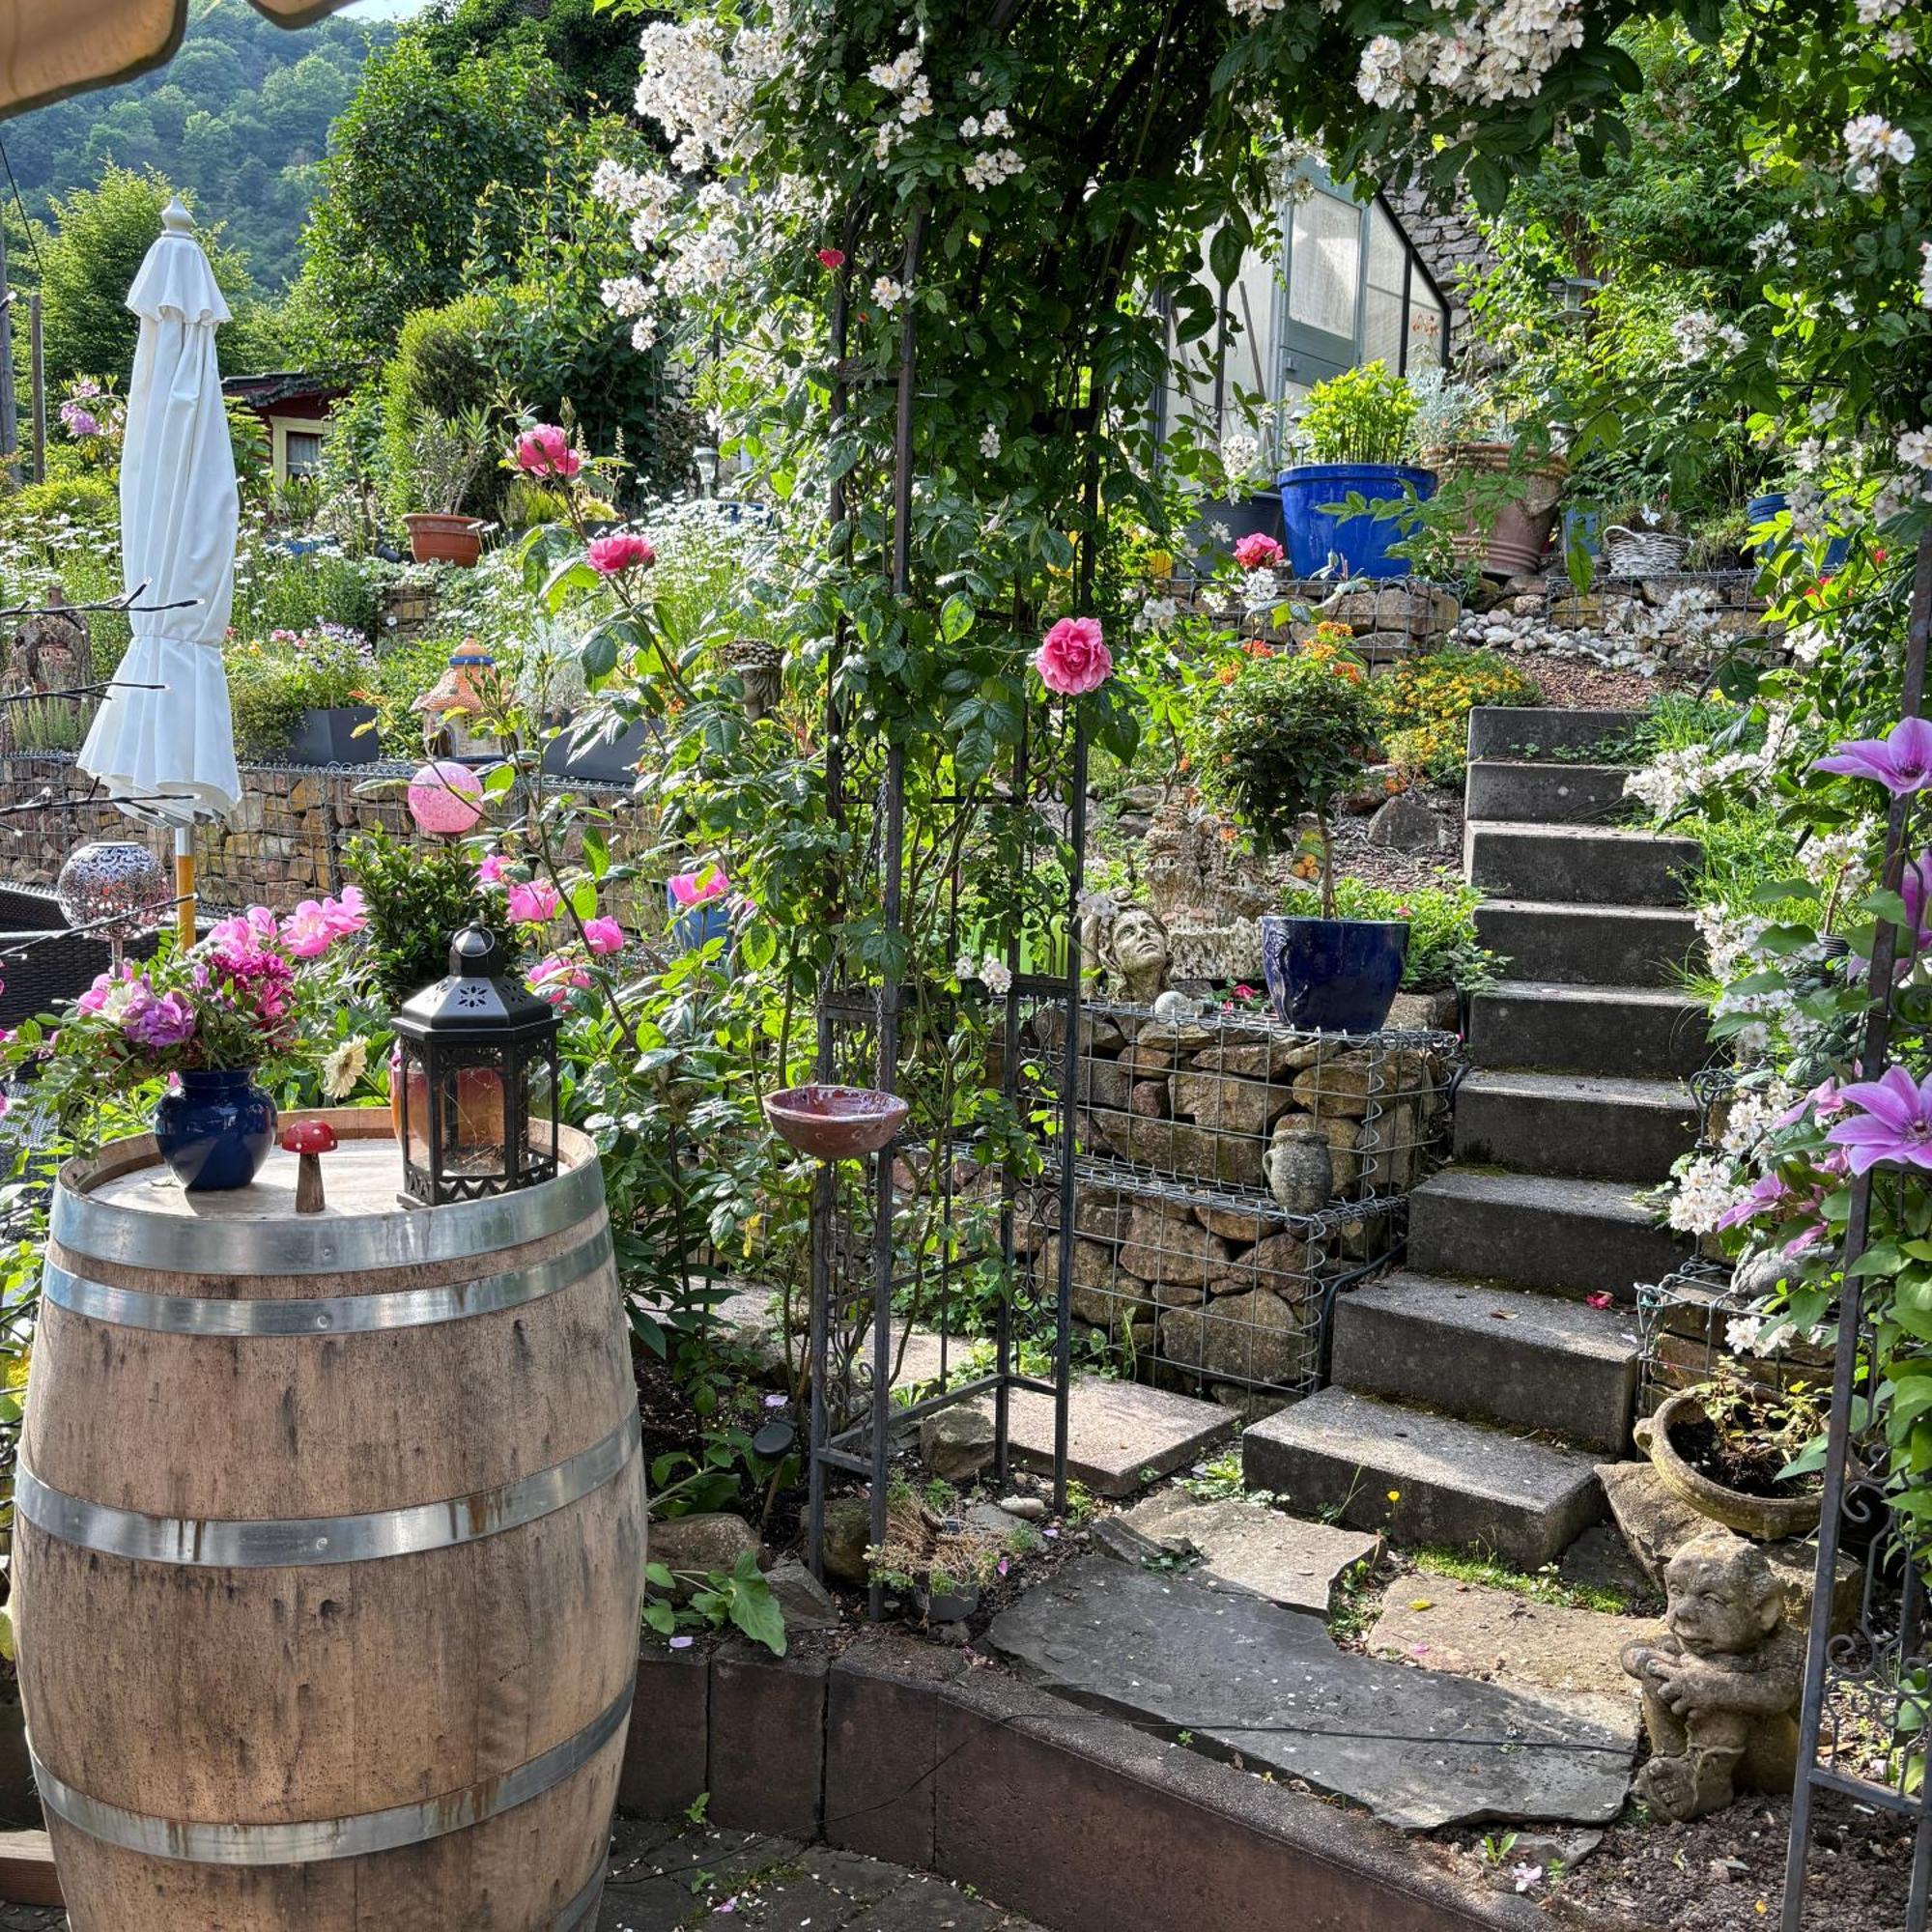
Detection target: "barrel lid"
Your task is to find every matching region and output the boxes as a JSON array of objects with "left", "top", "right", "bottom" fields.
[{"left": 53, "top": 1110, "right": 605, "bottom": 1277}]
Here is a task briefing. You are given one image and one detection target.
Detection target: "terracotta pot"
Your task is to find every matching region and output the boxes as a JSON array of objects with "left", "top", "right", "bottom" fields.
[
  {"left": 1633, "top": 1388, "right": 1823, "bottom": 1541},
  {"left": 1425, "top": 441, "right": 1567, "bottom": 579},
  {"left": 404, "top": 513, "right": 485, "bottom": 568},
  {"left": 763, "top": 1085, "right": 909, "bottom": 1160}
]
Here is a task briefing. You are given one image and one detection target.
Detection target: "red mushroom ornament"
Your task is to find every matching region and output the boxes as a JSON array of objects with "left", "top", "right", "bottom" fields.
[{"left": 281, "top": 1119, "right": 338, "bottom": 1214}]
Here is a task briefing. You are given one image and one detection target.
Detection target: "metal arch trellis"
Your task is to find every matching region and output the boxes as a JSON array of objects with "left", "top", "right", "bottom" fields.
[
  {"left": 802, "top": 212, "right": 1081, "bottom": 1616},
  {"left": 1784, "top": 527, "right": 1932, "bottom": 1931}
]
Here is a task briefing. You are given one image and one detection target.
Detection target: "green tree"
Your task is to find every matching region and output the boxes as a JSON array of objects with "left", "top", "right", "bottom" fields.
[
  {"left": 297, "top": 35, "right": 568, "bottom": 354},
  {"left": 35, "top": 167, "right": 256, "bottom": 388},
  {"left": 414, "top": 0, "right": 647, "bottom": 110}
]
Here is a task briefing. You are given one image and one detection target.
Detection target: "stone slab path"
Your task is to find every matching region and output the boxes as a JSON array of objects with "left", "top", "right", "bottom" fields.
[
  {"left": 1113, "top": 1492, "right": 1379, "bottom": 1616},
  {"left": 1364, "top": 1577, "right": 1653, "bottom": 1742},
  {"left": 970, "top": 1376, "right": 1236, "bottom": 1497},
  {"left": 985, "top": 1556, "right": 1634, "bottom": 1831},
  {"left": 0, "top": 1819, "right": 1045, "bottom": 1932}
]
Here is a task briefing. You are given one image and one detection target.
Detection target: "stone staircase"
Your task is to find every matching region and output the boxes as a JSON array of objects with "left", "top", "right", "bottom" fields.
[{"left": 1244, "top": 705, "right": 1707, "bottom": 1571}]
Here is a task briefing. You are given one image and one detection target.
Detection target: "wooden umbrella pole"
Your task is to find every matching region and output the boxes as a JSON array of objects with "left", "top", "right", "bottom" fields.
[{"left": 174, "top": 825, "right": 194, "bottom": 945}]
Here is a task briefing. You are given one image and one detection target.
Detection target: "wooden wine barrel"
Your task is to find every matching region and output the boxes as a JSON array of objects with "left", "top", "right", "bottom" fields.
[{"left": 14, "top": 1112, "right": 644, "bottom": 1930}]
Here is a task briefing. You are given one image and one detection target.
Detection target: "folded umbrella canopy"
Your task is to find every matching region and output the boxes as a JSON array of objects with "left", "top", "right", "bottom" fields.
[
  {"left": 76, "top": 196, "right": 241, "bottom": 940},
  {"left": 0, "top": 0, "right": 347, "bottom": 117}
]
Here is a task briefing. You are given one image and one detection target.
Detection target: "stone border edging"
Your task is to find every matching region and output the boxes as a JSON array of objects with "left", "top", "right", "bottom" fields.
[{"left": 618, "top": 1634, "right": 1544, "bottom": 1932}]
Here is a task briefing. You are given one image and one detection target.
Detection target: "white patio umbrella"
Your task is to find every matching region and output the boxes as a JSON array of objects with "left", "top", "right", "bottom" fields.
[{"left": 76, "top": 195, "right": 241, "bottom": 942}]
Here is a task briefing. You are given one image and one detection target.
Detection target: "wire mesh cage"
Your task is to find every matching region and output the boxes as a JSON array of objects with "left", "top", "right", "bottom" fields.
[{"left": 1635, "top": 1257, "right": 1836, "bottom": 1417}]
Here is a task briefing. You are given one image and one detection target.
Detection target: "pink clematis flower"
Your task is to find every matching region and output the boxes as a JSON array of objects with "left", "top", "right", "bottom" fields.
[
  {"left": 511, "top": 424, "right": 582, "bottom": 480},
  {"left": 586, "top": 532, "right": 656, "bottom": 577},
  {"left": 507, "top": 878, "right": 562, "bottom": 925},
  {"left": 1233, "top": 532, "right": 1285, "bottom": 571},
  {"left": 1715, "top": 1170, "right": 1794, "bottom": 1230},
  {"left": 1826, "top": 1063, "right": 1932, "bottom": 1173},
  {"left": 1814, "top": 717, "right": 1932, "bottom": 796},
  {"left": 1035, "top": 616, "right": 1111, "bottom": 696},
  {"left": 582, "top": 916, "right": 624, "bottom": 954}
]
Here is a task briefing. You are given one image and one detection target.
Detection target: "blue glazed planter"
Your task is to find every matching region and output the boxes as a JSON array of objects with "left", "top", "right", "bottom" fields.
[
  {"left": 1277, "top": 463, "right": 1435, "bottom": 580},
  {"left": 154, "top": 1067, "right": 278, "bottom": 1192},
  {"left": 1747, "top": 492, "right": 1851, "bottom": 571},
  {"left": 1259, "top": 917, "right": 1409, "bottom": 1035},
  {"left": 667, "top": 882, "right": 732, "bottom": 954}
]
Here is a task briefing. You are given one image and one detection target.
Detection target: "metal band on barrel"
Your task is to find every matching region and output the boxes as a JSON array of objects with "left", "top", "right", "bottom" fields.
[
  {"left": 16, "top": 1410, "right": 641, "bottom": 1568},
  {"left": 29, "top": 1680, "right": 633, "bottom": 1866},
  {"left": 552, "top": 1864, "right": 608, "bottom": 1930},
  {"left": 51, "top": 1146, "right": 606, "bottom": 1277},
  {"left": 40, "top": 1224, "right": 612, "bottom": 1337}
]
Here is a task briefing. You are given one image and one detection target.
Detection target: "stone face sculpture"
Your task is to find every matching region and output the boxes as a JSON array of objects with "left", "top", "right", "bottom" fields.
[
  {"left": 1081, "top": 902, "right": 1174, "bottom": 1007},
  {"left": 1620, "top": 1528, "right": 1804, "bottom": 1821}
]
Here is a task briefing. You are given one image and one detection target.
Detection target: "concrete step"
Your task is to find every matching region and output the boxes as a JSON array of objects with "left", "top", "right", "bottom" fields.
[
  {"left": 1465, "top": 822, "right": 1700, "bottom": 908},
  {"left": 1406, "top": 1167, "right": 1690, "bottom": 1305},
  {"left": 1466, "top": 707, "right": 1639, "bottom": 761},
  {"left": 1331, "top": 1273, "right": 1641, "bottom": 1455},
  {"left": 1242, "top": 1387, "right": 1605, "bottom": 1570},
  {"left": 1469, "top": 979, "right": 1710, "bottom": 1079},
  {"left": 1454, "top": 1068, "right": 1699, "bottom": 1180},
  {"left": 1473, "top": 899, "right": 1702, "bottom": 988},
  {"left": 1464, "top": 760, "right": 1633, "bottom": 825}
]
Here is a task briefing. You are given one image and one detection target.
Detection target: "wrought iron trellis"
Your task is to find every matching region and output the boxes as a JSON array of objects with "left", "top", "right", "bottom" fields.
[
  {"left": 1784, "top": 527, "right": 1932, "bottom": 1930},
  {"left": 801, "top": 217, "right": 1080, "bottom": 1614}
]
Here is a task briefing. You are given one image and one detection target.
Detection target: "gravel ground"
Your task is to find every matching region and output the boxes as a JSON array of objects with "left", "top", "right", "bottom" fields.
[
  {"left": 1507, "top": 654, "right": 1700, "bottom": 714},
  {"left": 1465, "top": 1791, "right": 1917, "bottom": 1931}
]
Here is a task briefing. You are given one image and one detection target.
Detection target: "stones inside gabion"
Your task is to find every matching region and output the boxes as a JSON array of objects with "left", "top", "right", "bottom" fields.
[{"left": 54, "top": 840, "right": 169, "bottom": 941}]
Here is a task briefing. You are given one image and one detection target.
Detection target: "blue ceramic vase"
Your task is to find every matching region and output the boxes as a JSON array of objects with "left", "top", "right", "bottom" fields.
[
  {"left": 1259, "top": 917, "right": 1409, "bottom": 1035},
  {"left": 154, "top": 1067, "right": 278, "bottom": 1192}
]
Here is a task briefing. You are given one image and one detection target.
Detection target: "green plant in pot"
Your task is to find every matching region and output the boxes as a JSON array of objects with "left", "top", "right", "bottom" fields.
[
  {"left": 402, "top": 405, "right": 496, "bottom": 567},
  {"left": 1192, "top": 642, "right": 1407, "bottom": 1032},
  {"left": 1633, "top": 1361, "right": 1827, "bottom": 1541},
  {"left": 1278, "top": 361, "right": 1432, "bottom": 581}
]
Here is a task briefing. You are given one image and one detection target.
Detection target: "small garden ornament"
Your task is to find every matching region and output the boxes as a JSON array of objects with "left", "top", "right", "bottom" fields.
[
  {"left": 281, "top": 1118, "right": 337, "bottom": 1213},
  {"left": 1620, "top": 1529, "right": 1804, "bottom": 1822},
  {"left": 1084, "top": 903, "right": 1172, "bottom": 1006}
]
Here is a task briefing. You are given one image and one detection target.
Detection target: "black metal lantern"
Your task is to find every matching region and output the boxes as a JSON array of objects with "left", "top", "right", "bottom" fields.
[{"left": 391, "top": 923, "right": 560, "bottom": 1206}]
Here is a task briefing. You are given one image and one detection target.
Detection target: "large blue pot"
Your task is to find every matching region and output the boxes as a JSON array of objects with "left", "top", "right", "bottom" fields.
[
  {"left": 154, "top": 1066, "right": 278, "bottom": 1192},
  {"left": 1747, "top": 492, "right": 1851, "bottom": 571},
  {"left": 1278, "top": 463, "right": 1435, "bottom": 581},
  {"left": 1259, "top": 917, "right": 1409, "bottom": 1034}
]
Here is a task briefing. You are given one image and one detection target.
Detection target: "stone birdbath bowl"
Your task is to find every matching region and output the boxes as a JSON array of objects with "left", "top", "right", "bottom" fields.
[
  {"left": 1634, "top": 1388, "right": 1824, "bottom": 1541},
  {"left": 764, "top": 1085, "right": 909, "bottom": 1161}
]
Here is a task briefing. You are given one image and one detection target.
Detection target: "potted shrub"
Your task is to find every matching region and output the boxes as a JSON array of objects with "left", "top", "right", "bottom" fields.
[
  {"left": 402, "top": 407, "right": 495, "bottom": 567},
  {"left": 1633, "top": 1363, "right": 1826, "bottom": 1541},
  {"left": 225, "top": 627, "right": 380, "bottom": 765},
  {"left": 1190, "top": 420, "right": 1287, "bottom": 554},
  {"left": 1276, "top": 361, "right": 1433, "bottom": 581},
  {"left": 1192, "top": 642, "right": 1408, "bottom": 1031}
]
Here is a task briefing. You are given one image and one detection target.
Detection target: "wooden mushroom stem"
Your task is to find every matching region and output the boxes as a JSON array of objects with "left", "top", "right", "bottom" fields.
[{"left": 295, "top": 1151, "right": 326, "bottom": 1215}]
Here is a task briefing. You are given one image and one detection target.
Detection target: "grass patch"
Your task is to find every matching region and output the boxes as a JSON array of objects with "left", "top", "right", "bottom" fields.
[{"left": 1411, "top": 1544, "right": 1637, "bottom": 1615}]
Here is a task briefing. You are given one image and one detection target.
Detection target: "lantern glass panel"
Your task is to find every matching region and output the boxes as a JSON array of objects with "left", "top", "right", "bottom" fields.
[{"left": 443, "top": 1052, "right": 508, "bottom": 1180}]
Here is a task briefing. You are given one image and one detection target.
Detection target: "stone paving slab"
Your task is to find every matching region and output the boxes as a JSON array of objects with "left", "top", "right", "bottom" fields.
[
  {"left": 596, "top": 1819, "right": 1042, "bottom": 1931},
  {"left": 974, "top": 1375, "right": 1237, "bottom": 1497},
  {"left": 1365, "top": 1577, "right": 1654, "bottom": 1726},
  {"left": 985, "top": 1556, "right": 1635, "bottom": 1832},
  {"left": 1115, "top": 1492, "right": 1379, "bottom": 1616}
]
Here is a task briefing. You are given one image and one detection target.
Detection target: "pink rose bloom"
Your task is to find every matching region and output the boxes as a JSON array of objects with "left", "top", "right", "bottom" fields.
[
  {"left": 1233, "top": 532, "right": 1285, "bottom": 571},
  {"left": 512, "top": 424, "right": 582, "bottom": 480},
  {"left": 528, "top": 953, "right": 591, "bottom": 1007},
  {"left": 583, "top": 916, "right": 624, "bottom": 954},
  {"left": 586, "top": 532, "right": 656, "bottom": 577},
  {"left": 507, "top": 878, "right": 562, "bottom": 925},
  {"left": 817, "top": 247, "right": 846, "bottom": 269},
  {"left": 280, "top": 899, "right": 337, "bottom": 959},
  {"left": 477, "top": 853, "right": 511, "bottom": 884},
  {"left": 324, "top": 886, "right": 368, "bottom": 937},
  {"left": 1035, "top": 616, "right": 1111, "bottom": 696},
  {"left": 668, "top": 868, "right": 729, "bottom": 907}
]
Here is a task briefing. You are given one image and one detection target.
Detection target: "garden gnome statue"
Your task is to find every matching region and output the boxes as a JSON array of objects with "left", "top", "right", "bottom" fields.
[
  {"left": 1620, "top": 1528, "right": 1804, "bottom": 1821},
  {"left": 1082, "top": 903, "right": 1173, "bottom": 1006}
]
